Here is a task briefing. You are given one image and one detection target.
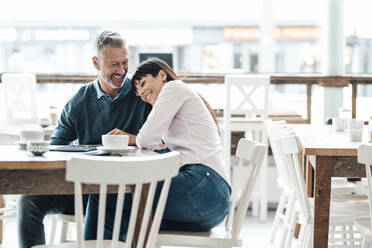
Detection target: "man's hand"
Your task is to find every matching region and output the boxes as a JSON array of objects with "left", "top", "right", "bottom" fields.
[{"left": 107, "top": 128, "right": 137, "bottom": 145}]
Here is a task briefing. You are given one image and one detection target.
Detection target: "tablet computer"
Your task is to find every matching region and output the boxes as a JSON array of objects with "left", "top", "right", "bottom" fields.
[{"left": 49, "top": 145, "right": 98, "bottom": 152}]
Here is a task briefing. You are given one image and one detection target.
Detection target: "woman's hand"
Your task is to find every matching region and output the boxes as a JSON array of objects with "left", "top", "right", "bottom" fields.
[{"left": 107, "top": 128, "right": 137, "bottom": 145}]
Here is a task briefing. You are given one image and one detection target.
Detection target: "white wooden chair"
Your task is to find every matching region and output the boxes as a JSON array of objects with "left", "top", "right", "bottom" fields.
[
  {"left": 1, "top": 73, "right": 38, "bottom": 125},
  {"left": 34, "top": 151, "right": 180, "bottom": 248},
  {"left": 280, "top": 135, "right": 368, "bottom": 247},
  {"left": 266, "top": 121, "right": 369, "bottom": 247},
  {"left": 156, "top": 138, "right": 267, "bottom": 248},
  {"left": 355, "top": 144, "right": 372, "bottom": 247},
  {"left": 223, "top": 74, "right": 270, "bottom": 221},
  {"left": 49, "top": 214, "right": 77, "bottom": 244},
  {"left": 264, "top": 120, "right": 297, "bottom": 247},
  {"left": 0, "top": 136, "right": 19, "bottom": 229}
]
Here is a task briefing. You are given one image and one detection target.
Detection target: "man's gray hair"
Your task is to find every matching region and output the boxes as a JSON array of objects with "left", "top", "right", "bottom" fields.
[{"left": 94, "top": 30, "right": 127, "bottom": 56}]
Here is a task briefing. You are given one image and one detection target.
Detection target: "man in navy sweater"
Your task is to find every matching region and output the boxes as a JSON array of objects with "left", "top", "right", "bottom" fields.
[{"left": 18, "top": 30, "right": 151, "bottom": 248}]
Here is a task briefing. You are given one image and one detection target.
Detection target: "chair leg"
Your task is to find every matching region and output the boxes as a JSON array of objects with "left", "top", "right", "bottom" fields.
[
  {"left": 285, "top": 208, "right": 297, "bottom": 248},
  {"left": 298, "top": 224, "right": 312, "bottom": 248},
  {"left": 49, "top": 216, "right": 57, "bottom": 245},
  {"left": 259, "top": 131, "right": 268, "bottom": 221},
  {"left": 251, "top": 197, "right": 259, "bottom": 217},
  {"left": 248, "top": 130, "right": 259, "bottom": 218},
  {"left": 340, "top": 224, "right": 347, "bottom": 245},
  {"left": 328, "top": 224, "right": 334, "bottom": 241},
  {"left": 362, "top": 234, "right": 367, "bottom": 248},
  {"left": 60, "top": 221, "right": 69, "bottom": 243},
  {"left": 297, "top": 222, "right": 308, "bottom": 248},
  {"left": 306, "top": 225, "right": 313, "bottom": 248},
  {"left": 270, "top": 192, "right": 286, "bottom": 243},
  {"left": 259, "top": 151, "right": 268, "bottom": 221},
  {"left": 278, "top": 194, "right": 295, "bottom": 248},
  {"left": 346, "top": 224, "right": 351, "bottom": 245}
]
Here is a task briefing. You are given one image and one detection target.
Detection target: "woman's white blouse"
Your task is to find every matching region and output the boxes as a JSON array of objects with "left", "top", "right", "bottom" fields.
[{"left": 136, "top": 80, "right": 229, "bottom": 184}]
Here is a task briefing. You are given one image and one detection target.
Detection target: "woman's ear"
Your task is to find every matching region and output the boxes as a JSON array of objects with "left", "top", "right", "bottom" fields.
[
  {"left": 92, "top": 56, "right": 100, "bottom": 70},
  {"left": 158, "top": 70, "right": 167, "bottom": 83}
]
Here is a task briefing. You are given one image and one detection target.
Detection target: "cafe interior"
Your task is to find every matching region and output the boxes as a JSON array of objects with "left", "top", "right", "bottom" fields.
[{"left": 1, "top": 0, "right": 372, "bottom": 247}]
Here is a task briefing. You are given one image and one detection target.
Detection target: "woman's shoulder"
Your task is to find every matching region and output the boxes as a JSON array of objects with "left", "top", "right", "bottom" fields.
[
  {"left": 164, "top": 80, "right": 184, "bottom": 88},
  {"left": 164, "top": 80, "right": 194, "bottom": 94}
]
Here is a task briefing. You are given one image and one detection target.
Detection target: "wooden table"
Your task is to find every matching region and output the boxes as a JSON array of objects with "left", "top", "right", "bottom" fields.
[
  {"left": 292, "top": 124, "right": 367, "bottom": 248},
  {"left": 0, "top": 145, "right": 157, "bottom": 246}
]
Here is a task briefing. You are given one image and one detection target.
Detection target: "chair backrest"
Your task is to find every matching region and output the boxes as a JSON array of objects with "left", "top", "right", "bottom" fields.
[
  {"left": 224, "top": 138, "right": 267, "bottom": 239},
  {"left": 264, "top": 120, "right": 287, "bottom": 183},
  {"left": 66, "top": 151, "right": 180, "bottom": 248},
  {"left": 280, "top": 135, "right": 312, "bottom": 221},
  {"left": 264, "top": 119, "right": 295, "bottom": 191},
  {"left": 224, "top": 74, "right": 270, "bottom": 119},
  {"left": 223, "top": 74, "right": 270, "bottom": 172},
  {"left": 1, "top": 73, "right": 38, "bottom": 124},
  {"left": 358, "top": 144, "right": 372, "bottom": 230}
]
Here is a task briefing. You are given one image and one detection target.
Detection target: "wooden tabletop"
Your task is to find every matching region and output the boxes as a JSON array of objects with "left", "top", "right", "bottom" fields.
[
  {"left": 291, "top": 124, "right": 370, "bottom": 156},
  {"left": 0, "top": 145, "right": 157, "bottom": 170},
  {"left": 0, "top": 145, "right": 157, "bottom": 195}
]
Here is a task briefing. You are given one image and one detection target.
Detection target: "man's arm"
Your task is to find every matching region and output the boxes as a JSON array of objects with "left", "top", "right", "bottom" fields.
[{"left": 49, "top": 105, "right": 77, "bottom": 145}]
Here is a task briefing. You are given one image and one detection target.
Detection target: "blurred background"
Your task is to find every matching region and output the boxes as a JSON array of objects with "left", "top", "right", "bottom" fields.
[{"left": 1, "top": 0, "right": 372, "bottom": 124}]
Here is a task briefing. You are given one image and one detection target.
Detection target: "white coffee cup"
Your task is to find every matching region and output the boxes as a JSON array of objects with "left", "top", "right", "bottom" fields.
[
  {"left": 20, "top": 130, "right": 45, "bottom": 142},
  {"left": 102, "top": 135, "right": 129, "bottom": 149},
  {"left": 368, "top": 117, "right": 372, "bottom": 142},
  {"left": 332, "top": 118, "right": 346, "bottom": 131},
  {"left": 347, "top": 119, "right": 364, "bottom": 142}
]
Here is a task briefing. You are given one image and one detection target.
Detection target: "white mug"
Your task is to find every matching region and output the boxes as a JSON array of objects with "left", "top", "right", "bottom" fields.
[
  {"left": 20, "top": 130, "right": 45, "bottom": 142},
  {"left": 347, "top": 119, "right": 364, "bottom": 142},
  {"left": 332, "top": 118, "right": 346, "bottom": 131},
  {"left": 368, "top": 117, "right": 372, "bottom": 142},
  {"left": 102, "top": 135, "right": 129, "bottom": 149}
]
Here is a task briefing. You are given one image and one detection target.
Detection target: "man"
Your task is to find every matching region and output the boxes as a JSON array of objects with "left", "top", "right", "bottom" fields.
[{"left": 17, "top": 30, "right": 151, "bottom": 248}]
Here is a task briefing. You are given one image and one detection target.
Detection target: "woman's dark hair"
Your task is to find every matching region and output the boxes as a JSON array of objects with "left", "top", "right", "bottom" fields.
[
  {"left": 132, "top": 57, "right": 220, "bottom": 135},
  {"left": 132, "top": 57, "right": 178, "bottom": 84}
]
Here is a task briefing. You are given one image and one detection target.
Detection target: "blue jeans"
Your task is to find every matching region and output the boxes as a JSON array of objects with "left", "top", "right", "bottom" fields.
[
  {"left": 17, "top": 194, "right": 89, "bottom": 248},
  {"left": 84, "top": 164, "right": 231, "bottom": 240}
]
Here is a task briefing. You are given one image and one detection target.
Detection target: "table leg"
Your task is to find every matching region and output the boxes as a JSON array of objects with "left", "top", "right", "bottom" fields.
[
  {"left": 0, "top": 194, "right": 2, "bottom": 244},
  {"left": 306, "top": 157, "right": 314, "bottom": 197},
  {"left": 313, "top": 156, "right": 332, "bottom": 248}
]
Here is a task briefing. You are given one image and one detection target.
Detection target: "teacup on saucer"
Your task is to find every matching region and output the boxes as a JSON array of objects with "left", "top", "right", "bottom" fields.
[
  {"left": 101, "top": 134, "right": 129, "bottom": 149},
  {"left": 20, "top": 130, "right": 45, "bottom": 142},
  {"left": 15, "top": 141, "right": 28, "bottom": 150}
]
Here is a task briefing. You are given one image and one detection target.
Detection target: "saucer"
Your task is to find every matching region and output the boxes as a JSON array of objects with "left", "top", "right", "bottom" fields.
[
  {"left": 15, "top": 141, "right": 27, "bottom": 150},
  {"left": 97, "top": 146, "right": 135, "bottom": 153}
]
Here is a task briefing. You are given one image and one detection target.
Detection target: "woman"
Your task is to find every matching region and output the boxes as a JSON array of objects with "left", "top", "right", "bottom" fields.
[{"left": 85, "top": 58, "right": 231, "bottom": 239}]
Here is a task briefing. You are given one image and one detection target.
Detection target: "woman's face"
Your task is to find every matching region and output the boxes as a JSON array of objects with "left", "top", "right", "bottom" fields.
[{"left": 135, "top": 70, "right": 166, "bottom": 105}]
